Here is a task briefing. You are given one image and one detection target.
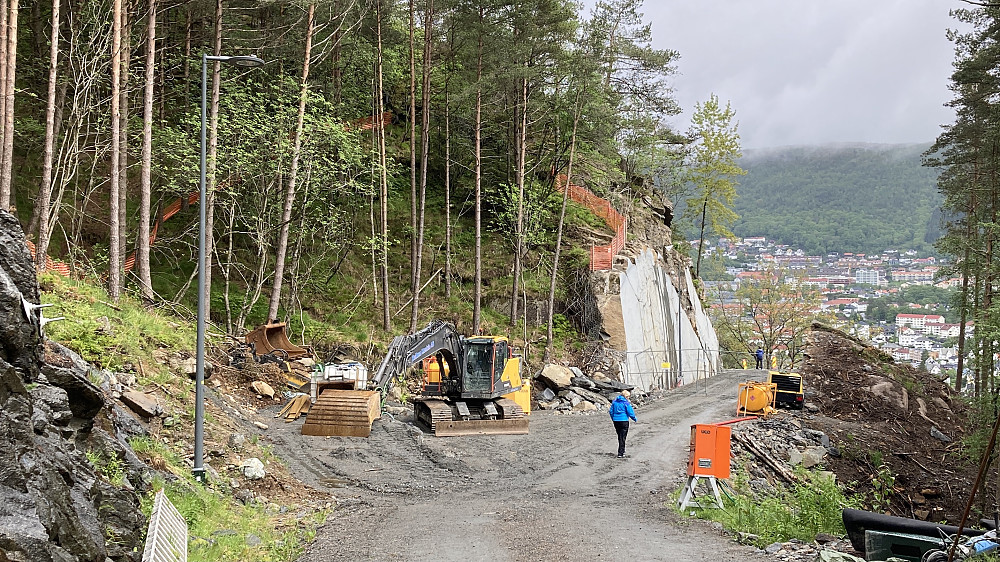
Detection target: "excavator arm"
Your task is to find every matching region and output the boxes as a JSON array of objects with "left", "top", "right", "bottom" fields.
[{"left": 369, "top": 320, "right": 465, "bottom": 393}]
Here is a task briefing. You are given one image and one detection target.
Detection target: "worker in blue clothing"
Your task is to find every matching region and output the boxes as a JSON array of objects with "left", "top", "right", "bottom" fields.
[
  {"left": 755, "top": 347, "right": 764, "bottom": 369},
  {"left": 609, "top": 390, "right": 637, "bottom": 458}
]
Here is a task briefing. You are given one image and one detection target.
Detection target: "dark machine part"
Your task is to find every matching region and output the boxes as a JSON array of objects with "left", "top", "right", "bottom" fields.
[{"left": 767, "top": 371, "right": 804, "bottom": 410}]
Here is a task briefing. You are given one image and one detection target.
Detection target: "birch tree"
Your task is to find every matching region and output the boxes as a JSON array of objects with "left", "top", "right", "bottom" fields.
[
  {"left": 267, "top": 3, "right": 315, "bottom": 322},
  {"left": 137, "top": 0, "right": 156, "bottom": 298},
  {"left": 109, "top": 0, "right": 122, "bottom": 300},
  {"left": 36, "top": 0, "right": 61, "bottom": 269}
]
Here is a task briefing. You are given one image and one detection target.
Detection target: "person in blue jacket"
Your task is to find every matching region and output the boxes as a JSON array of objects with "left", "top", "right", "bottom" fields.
[
  {"left": 609, "top": 390, "right": 637, "bottom": 458},
  {"left": 755, "top": 347, "right": 764, "bottom": 369}
]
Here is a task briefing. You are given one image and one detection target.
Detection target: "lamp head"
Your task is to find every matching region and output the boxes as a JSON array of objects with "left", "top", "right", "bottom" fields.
[{"left": 226, "top": 55, "right": 265, "bottom": 68}]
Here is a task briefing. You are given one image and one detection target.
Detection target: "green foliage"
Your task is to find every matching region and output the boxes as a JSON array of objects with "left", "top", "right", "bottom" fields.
[
  {"left": 730, "top": 144, "right": 940, "bottom": 255},
  {"left": 85, "top": 450, "right": 127, "bottom": 487},
  {"left": 682, "top": 94, "right": 745, "bottom": 241},
  {"left": 154, "top": 480, "right": 316, "bottom": 562},
  {"left": 692, "top": 470, "right": 862, "bottom": 547},
  {"left": 39, "top": 273, "right": 194, "bottom": 376},
  {"left": 870, "top": 463, "right": 896, "bottom": 512},
  {"left": 961, "top": 394, "right": 995, "bottom": 464}
]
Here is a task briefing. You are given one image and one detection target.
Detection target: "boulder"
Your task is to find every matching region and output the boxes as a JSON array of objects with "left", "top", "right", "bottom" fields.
[
  {"left": 251, "top": 380, "right": 275, "bottom": 399},
  {"left": 573, "top": 401, "right": 597, "bottom": 412},
  {"left": 121, "top": 390, "right": 163, "bottom": 419},
  {"left": 537, "top": 400, "right": 561, "bottom": 410},
  {"left": 538, "top": 364, "right": 574, "bottom": 390},
  {"left": 569, "top": 386, "right": 610, "bottom": 407},
  {"left": 930, "top": 426, "right": 951, "bottom": 443},
  {"left": 570, "top": 376, "right": 596, "bottom": 390},
  {"left": 868, "top": 378, "right": 908, "bottom": 412},
  {"left": 228, "top": 433, "right": 247, "bottom": 451},
  {"left": 593, "top": 378, "right": 634, "bottom": 392},
  {"left": 241, "top": 458, "right": 266, "bottom": 480}
]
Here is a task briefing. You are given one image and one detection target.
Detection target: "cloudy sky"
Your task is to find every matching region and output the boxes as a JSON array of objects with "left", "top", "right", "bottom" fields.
[{"left": 631, "top": 1, "right": 964, "bottom": 149}]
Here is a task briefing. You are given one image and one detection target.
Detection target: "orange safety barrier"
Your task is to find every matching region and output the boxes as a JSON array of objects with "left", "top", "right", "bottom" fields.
[
  {"left": 347, "top": 111, "right": 392, "bottom": 131},
  {"left": 120, "top": 114, "right": 391, "bottom": 274},
  {"left": 555, "top": 175, "right": 627, "bottom": 271},
  {"left": 25, "top": 240, "right": 72, "bottom": 276},
  {"left": 124, "top": 190, "right": 199, "bottom": 272}
]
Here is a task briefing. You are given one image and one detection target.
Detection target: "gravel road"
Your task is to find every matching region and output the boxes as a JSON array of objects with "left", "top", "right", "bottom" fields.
[{"left": 266, "top": 369, "right": 774, "bottom": 562}]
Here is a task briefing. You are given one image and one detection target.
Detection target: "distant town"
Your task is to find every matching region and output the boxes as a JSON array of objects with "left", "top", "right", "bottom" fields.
[{"left": 702, "top": 236, "right": 965, "bottom": 383}]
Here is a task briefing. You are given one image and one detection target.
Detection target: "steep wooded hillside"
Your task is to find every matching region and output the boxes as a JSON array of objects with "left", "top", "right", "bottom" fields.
[{"left": 732, "top": 143, "right": 941, "bottom": 255}]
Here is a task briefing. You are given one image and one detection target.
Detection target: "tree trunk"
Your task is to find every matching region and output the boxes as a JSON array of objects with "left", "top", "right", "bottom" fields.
[
  {"left": 183, "top": 6, "right": 191, "bottom": 103},
  {"left": 408, "top": 0, "right": 417, "bottom": 310},
  {"left": 0, "top": 0, "right": 8, "bottom": 173},
  {"left": 444, "top": 82, "right": 451, "bottom": 299},
  {"left": 472, "top": 6, "right": 483, "bottom": 335},
  {"left": 696, "top": 197, "right": 708, "bottom": 276},
  {"left": 35, "top": 0, "right": 60, "bottom": 270},
  {"left": 137, "top": 0, "right": 156, "bottom": 299},
  {"left": 267, "top": 3, "right": 314, "bottom": 322},
  {"left": 510, "top": 74, "right": 528, "bottom": 325},
  {"left": 410, "top": 0, "right": 434, "bottom": 332},
  {"left": 204, "top": 0, "right": 222, "bottom": 318},
  {"left": 118, "top": 2, "right": 130, "bottom": 266},
  {"left": 109, "top": 0, "right": 121, "bottom": 300},
  {"left": 545, "top": 96, "right": 580, "bottom": 362},
  {"left": 376, "top": 0, "right": 390, "bottom": 331},
  {"left": 0, "top": 0, "right": 17, "bottom": 211}
]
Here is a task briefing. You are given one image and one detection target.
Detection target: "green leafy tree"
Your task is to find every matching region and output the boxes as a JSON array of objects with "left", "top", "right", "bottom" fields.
[
  {"left": 684, "top": 94, "right": 745, "bottom": 277},
  {"left": 709, "top": 268, "right": 826, "bottom": 369}
]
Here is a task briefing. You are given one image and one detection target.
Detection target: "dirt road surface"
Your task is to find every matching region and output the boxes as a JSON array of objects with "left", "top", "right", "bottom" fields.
[{"left": 267, "top": 369, "right": 773, "bottom": 562}]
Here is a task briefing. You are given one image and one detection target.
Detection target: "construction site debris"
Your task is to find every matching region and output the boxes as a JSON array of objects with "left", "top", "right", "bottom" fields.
[
  {"left": 240, "top": 458, "right": 266, "bottom": 480},
  {"left": 251, "top": 380, "right": 275, "bottom": 399},
  {"left": 245, "top": 322, "right": 314, "bottom": 360},
  {"left": 301, "top": 390, "right": 380, "bottom": 437},
  {"left": 534, "top": 363, "right": 636, "bottom": 412},
  {"left": 276, "top": 394, "right": 311, "bottom": 421}
]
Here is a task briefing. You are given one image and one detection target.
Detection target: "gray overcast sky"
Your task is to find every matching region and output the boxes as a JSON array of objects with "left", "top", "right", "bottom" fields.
[{"left": 627, "top": 1, "right": 962, "bottom": 149}]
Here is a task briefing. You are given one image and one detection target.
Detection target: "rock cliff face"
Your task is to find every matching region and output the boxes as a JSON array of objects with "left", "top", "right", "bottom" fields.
[
  {"left": 579, "top": 190, "right": 720, "bottom": 391},
  {"left": 0, "top": 210, "right": 146, "bottom": 562}
]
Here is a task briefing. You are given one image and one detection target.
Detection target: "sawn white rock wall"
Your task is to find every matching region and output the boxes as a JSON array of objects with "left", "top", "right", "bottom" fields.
[{"left": 616, "top": 248, "right": 720, "bottom": 390}]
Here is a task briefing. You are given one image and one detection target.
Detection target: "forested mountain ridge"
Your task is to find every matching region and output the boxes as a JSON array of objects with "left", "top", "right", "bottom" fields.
[{"left": 731, "top": 143, "right": 941, "bottom": 255}]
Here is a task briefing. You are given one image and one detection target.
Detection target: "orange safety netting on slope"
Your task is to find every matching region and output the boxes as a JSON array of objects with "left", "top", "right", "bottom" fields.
[
  {"left": 121, "top": 113, "right": 393, "bottom": 273},
  {"left": 124, "top": 190, "right": 199, "bottom": 272},
  {"left": 25, "top": 240, "right": 72, "bottom": 276},
  {"left": 556, "top": 175, "right": 626, "bottom": 271}
]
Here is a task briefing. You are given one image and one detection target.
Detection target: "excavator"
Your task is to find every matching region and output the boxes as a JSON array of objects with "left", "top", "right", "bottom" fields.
[{"left": 303, "top": 321, "right": 529, "bottom": 437}]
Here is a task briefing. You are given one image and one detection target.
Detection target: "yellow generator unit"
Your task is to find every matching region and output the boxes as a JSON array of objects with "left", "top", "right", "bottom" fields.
[{"left": 737, "top": 381, "right": 776, "bottom": 416}]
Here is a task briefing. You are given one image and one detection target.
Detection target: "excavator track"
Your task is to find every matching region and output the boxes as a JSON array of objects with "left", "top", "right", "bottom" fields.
[{"left": 416, "top": 397, "right": 529, "bottom": 437}]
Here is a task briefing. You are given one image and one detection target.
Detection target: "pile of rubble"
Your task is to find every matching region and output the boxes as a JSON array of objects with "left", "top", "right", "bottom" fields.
[
  {"left": 533, "top": 363, "right": 637, "bottom": 413},
  {"left": 730, "top": 416, "right": 838, "bottom": 491}
]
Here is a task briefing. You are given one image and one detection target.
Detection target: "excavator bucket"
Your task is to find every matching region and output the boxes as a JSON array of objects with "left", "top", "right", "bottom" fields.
[
  {"left": 433, "top": 418, "right": 529, "bottom": 437},
  {"left": 301, "top": 390, "right": 381, "bottom": 437},
  {"left": 245, "top": 322, "right": 313, "bottom": 360}
]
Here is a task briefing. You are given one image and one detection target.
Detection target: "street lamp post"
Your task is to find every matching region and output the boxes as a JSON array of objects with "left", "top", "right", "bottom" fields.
[{"left": 195, "top": 53, "right": 265, "bottom": 484}]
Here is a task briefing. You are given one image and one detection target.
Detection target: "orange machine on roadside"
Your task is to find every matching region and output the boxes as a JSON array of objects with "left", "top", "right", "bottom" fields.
[
  {"left": 687, "top": 423, "right": 731, "bottom": 480},
  {"left": 678, "top": 417, "right": 754, "bottom": 510}
]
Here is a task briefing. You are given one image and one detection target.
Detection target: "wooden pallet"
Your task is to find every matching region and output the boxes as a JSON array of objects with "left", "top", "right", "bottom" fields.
[{"left": 276, "top": 394, "right": 312, "bottom": 421}]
